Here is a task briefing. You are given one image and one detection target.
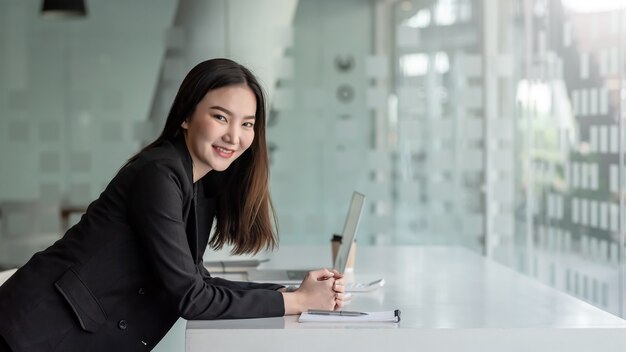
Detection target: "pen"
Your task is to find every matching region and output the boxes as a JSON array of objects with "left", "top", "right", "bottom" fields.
[{"left": 307, "top": 309, "right": 368, "bottom": 316}]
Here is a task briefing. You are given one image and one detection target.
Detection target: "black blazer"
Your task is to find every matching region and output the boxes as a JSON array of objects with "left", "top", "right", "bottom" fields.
[{"left": 0, "top": 135, "right": 284, "bottom": 352}]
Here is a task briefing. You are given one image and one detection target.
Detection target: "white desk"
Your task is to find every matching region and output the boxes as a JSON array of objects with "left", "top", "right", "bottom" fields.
[{"left": 187, "top": 246, "right": 626, "bottom": 352}]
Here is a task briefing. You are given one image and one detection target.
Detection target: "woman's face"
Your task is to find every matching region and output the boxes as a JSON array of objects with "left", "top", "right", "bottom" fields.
[{"left": 182, "top": 84, "right": 257, "bottom": 180}]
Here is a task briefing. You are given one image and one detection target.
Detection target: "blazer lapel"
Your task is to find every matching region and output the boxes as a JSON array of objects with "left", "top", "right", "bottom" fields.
[
  {"left": 186, "top": 183, "right": 200, "bottom": 263},
  {"left": 172, "top": 134, "right": 200, "bottom": 263}
]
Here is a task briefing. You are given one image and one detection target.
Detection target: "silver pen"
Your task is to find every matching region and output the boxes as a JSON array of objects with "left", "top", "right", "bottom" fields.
[{"left": 307, "top": 309, "right": 368, "bottom": 316}]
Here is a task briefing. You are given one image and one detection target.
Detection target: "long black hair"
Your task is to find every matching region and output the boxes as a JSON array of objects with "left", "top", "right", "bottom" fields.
[{"left": 127, "top": 58, "right": 278, "bottom": 254}]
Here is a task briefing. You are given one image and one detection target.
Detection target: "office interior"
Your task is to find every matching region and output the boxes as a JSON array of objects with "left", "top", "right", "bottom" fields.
[{"left": 1, "top": 0, "right": 626, "bottom": 350}]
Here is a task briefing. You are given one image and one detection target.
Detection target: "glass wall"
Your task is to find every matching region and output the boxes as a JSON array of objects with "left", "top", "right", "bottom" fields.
[
  {"left": 392, "top": 0, "right": 487, "bottom": 252},
  {"left": 389, "top": 0, "right": 626, "bottom": 317},
  {"left": 510, "top": 0, "right": 626, "bottom": 316}
]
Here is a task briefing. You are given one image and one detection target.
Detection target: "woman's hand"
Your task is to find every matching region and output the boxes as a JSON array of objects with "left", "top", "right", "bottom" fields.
[
  {"left": 329, "top": 269, "right": 346, "bottom": 310},
  {"left": 281, "top": 268, "right": 345, "bottom": 315}
]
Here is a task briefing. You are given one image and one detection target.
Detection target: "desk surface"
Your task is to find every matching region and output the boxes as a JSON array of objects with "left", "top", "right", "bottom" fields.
[{"left": 187, "top": 246, "right": 626, "bottom": 351}]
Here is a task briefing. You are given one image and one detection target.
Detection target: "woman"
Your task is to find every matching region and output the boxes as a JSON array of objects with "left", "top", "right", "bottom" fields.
[{"left": 0, "top": 58, "right": 345, "bottom": 352}]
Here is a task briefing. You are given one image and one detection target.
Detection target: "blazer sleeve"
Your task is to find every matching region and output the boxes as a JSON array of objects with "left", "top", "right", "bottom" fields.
[{"left": 128, "top": 162, "right": 285, "bottom": 320}]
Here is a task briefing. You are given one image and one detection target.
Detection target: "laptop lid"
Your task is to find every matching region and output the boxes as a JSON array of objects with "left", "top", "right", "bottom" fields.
[{"left": 332, "top": 191, "right": 365, "bottom": 272}]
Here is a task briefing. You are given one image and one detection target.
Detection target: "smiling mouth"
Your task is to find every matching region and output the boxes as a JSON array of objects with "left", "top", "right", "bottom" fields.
[{"left": 213, "top": 145, "right": 235, "bottom": 157}]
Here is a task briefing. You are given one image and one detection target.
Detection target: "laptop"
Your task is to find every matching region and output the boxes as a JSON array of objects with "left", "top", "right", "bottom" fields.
[{"left": 247, "top": 192, "right": 384, "bottom": 292}]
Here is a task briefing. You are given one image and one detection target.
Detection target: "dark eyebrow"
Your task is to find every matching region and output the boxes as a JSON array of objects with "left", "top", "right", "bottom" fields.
[{"left": 210, "top": 106, "right": 256, "bottom": 120}]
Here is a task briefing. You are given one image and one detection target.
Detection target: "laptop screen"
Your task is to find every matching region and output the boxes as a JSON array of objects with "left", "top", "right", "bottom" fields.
[{"left": 333, "top": 192, "right": 365, "bottom": 272}]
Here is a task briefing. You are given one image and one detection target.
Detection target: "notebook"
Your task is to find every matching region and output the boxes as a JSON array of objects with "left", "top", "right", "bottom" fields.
[
  {"left": 298, "top": 310, "right": 401, "bottom": 323},
  {"left": 247, "top": 192, "right": 378, "bottom": 292}
]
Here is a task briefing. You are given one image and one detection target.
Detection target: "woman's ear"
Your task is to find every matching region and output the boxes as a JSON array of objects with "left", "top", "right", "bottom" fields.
[{"left": 181, "top": 119, "right": 189, "bottom": 130}]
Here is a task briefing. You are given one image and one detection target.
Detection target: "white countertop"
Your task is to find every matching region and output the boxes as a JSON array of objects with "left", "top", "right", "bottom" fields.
[{"left": 187, "top": 245, "right": 626, "bottom": 351}]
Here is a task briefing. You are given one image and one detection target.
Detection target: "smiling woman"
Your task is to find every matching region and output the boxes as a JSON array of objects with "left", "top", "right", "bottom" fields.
[{"left": 0, "top": 58, "right": 346, "bottom": 352}]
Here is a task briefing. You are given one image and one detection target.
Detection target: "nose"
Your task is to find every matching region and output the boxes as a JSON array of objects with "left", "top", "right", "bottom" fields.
[{"left": 222, "top": 125, "right": 240, "bottom": 145}]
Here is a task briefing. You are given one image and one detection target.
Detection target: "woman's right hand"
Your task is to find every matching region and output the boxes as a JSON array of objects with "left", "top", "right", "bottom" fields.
[{"left": 281, "top": 268, "right": 343, "bottom": 315}]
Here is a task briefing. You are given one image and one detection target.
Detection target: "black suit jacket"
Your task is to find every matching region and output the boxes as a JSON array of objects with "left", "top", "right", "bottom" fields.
[{"left": 0, "top": 135, "right": 284, "bottom": 351}]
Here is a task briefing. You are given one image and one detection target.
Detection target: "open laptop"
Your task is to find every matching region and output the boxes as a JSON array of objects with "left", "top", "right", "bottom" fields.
[{"left": 247, "top": 192, "right": 384, "bottom": 292}]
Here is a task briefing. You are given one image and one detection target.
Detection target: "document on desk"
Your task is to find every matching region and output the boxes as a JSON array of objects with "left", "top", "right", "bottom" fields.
[
  {"left": 298, "top": 310, "right": 401, "bottom": 323},
  {"left": 204, "top": 259, "right": 269, "bottom": 273}
]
